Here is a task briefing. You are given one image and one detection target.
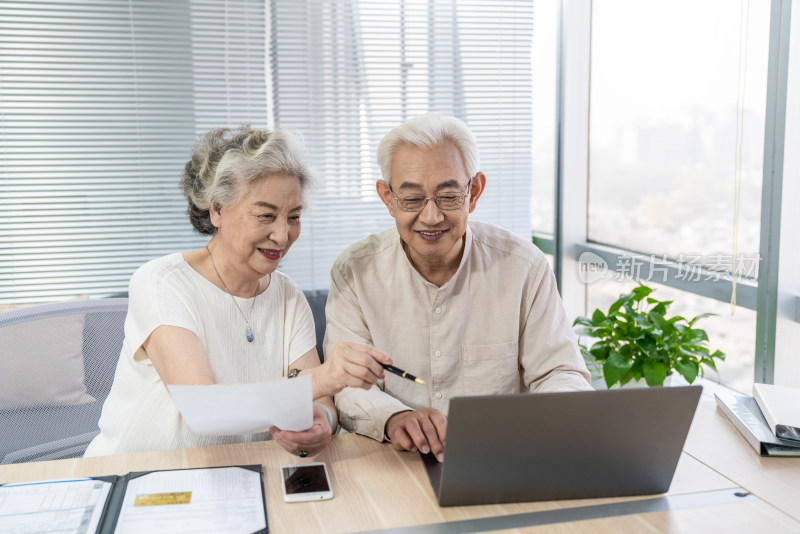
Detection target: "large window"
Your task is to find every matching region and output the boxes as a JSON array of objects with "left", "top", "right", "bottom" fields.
[
  {"left": 589, "top": 0, "right": 769, "bottom": 262},
  {"left": 584, "top": 0, "right": 771, "bottom": 393},
  {"left": 555, "top": 0, "right": 800, "bottom": 391}
]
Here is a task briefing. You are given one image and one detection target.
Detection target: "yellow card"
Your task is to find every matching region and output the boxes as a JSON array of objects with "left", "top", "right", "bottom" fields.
[{"left": 133, "top": 492, "right": 192, "bottom": 507}]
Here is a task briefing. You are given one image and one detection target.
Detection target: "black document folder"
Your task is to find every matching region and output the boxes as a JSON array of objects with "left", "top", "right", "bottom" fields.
[
  {"left": 715, "top": 392, "right": 800, "bottom": 457},
  {"left": 0, "top": 464, "right": 267, "bottom": 534}
]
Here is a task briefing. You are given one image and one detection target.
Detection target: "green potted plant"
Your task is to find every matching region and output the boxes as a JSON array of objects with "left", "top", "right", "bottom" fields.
[{"left": 573, "top": 284, "right": 725, "bottom": 388}]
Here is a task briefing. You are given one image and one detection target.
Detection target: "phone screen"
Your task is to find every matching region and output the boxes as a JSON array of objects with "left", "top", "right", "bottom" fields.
[{"left": 282, "top": 464, "right": 331, "bottom": 495}]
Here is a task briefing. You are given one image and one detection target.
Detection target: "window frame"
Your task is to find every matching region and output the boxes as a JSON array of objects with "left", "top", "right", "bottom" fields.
[{"left": 545, "top": 0, "right": 799, "bottom": 386}]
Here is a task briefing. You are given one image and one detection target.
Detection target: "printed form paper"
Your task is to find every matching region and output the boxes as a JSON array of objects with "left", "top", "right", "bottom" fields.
[
  {"left": 168, "top": 375, "right": 313, "bottom": 435},
  {"left": 0, "top": 478, "right": 110, "bottom": 534},
  {"left": 115, "top": 467, "right": 265, "bottom": 534}
]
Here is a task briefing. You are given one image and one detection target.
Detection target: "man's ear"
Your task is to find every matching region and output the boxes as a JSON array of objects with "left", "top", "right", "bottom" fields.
[
  {"left": 467, "top": 172, "right": 486, "bottom": 213},
  {"left": 376, "top": 180, "right": 396, "bottom": 217}
]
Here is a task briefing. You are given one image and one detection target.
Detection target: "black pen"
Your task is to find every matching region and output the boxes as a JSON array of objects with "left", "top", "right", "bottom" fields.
[{"left": 382, "top": 363, "right": 425, "bottom": 384}]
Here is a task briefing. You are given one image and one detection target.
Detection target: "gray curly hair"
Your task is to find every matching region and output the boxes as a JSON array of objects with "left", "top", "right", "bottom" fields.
[{"left": 181, "top": 125, "right": 316, "bottom": 235}]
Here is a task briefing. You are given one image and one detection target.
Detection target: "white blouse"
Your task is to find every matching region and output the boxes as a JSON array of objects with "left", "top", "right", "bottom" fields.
[{"left": 85, "top": 253, "right": 316, "bottom": 457}]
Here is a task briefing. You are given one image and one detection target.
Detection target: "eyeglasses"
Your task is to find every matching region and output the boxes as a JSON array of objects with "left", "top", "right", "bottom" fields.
[{"left": 389, "top": 180, "right": 472, "bottom": 212}]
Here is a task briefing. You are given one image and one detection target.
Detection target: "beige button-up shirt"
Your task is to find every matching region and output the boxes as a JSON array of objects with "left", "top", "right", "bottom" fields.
[{"left": 325, "top": 220, "right": 591, "bottom": 441}]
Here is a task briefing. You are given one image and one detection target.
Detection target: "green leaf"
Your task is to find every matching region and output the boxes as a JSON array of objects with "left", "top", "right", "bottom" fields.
[
  {"left": 608, "top": 295, "right": 629, "bottom": 316},
  {"left": 648, "top": 311, "right": 673, "bottom": 334},
  {"left": 679, "top": 346, "right": 707, "bottom": 359},
  {"left": 592, "top": 309, "right": 606, "bottom": 323},
  {"left": 619, "top": 371, "right": 635, "bottom": 386},
  {"left": 620, "top": 325, "right": 644, "bottom": 341},
  {"left": 632, "top": 313, "right": 651, "bottom": 328},
  {"left": 592, "top": 327, "right": 614, "bottom": 340},
  {"left": 643, "top": 360, "right": 669, "bottom": 386},
  {"left": 631, "top": 285, "right": 653, "bottom": 302},
  {"left": 644, "top": 341, "right": 661, "bottom": 361},
  {"left": 675, "top": 359, "right": 699, "bottom": 383},
  {"left": 573, "top": 326, "right": 595, "bottom": 337},
  {"left": 617, "top": 310, "right": 634, "bottom": 321},
  {"left": 710, "top": 349, "right": 726, "bottom": 361},
  {"left": 589, "top": 343, "right": 611, "bottom": 360},
  {"left": 688, "top": 312, "right": 715, "bottom": 326},
  {"left": 649, "top": 300, "right": 672, "bottom": 316},
  {"left": 683, "top": 328, "right": 709, "bottom": 343},
  {"left": 629, "top": 366, "right": 643, "bottom": 382},
  {"left": 603, "top": 352, "right": 632, "bottom": 388},
  {"left": 573, "top": 316, "right": 593, "bottom": 327}
]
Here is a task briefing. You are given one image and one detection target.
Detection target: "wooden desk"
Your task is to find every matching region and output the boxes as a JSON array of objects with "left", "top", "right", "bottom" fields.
[
  {"left": 683, "top": 382, "right": 800, "bottom": 524},
  {"left": 2, "top": 389, "right": 798, "bottom": 533}
]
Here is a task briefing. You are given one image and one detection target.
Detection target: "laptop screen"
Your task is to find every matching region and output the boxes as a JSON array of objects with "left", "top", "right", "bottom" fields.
[{"left": 423, "top": 385, "right": 702, "bottom": 506}]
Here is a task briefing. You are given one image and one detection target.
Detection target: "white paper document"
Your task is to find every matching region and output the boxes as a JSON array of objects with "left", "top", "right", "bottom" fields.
[
  {"left": 0, "top": 478, "right": 111, "bottom": 534},
  {"left": 114, "top": 467, "right": 265, "bottom": 534},
  {"left": 168, "top": 376, "right": 313, "bottom": 435}
]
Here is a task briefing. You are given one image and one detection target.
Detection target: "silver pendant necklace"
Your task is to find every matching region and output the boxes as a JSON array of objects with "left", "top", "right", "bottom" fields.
[{"left": 206, "top": 245, "right": 259, "bottom": 342}]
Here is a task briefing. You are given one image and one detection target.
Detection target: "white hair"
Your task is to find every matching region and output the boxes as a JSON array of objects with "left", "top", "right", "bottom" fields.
[{"left": 376, "top": 112, "right": 480, "bottom": 186}]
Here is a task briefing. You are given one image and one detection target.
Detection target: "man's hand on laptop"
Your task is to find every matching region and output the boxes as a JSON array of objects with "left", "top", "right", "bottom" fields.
[{"left": 385, "top": 408, "right": 447, "bottom": 462}]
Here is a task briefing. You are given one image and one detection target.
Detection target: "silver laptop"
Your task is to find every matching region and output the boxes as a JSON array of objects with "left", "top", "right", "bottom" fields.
[{"left": 423, "top": 385, "right": 702, "bottom": 506}]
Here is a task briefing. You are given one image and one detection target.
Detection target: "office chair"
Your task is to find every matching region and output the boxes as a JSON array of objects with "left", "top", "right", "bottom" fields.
[{"left": 0, "top": 298, "right": 128, "bottom": 464}]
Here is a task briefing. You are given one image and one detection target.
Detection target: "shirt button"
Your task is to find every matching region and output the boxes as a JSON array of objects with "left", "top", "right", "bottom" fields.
[
  {"left": 434, "top": 307, "right": 442, "bottom": 314},
  {"left": 434, "top": 350, "right": 442, "bottom": 357},
  {"left": 434, "top": 392, "right": 443, "bottom": 399}
]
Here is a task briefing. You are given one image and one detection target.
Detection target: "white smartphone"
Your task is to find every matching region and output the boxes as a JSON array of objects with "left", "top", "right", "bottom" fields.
[{"left": 280, "top": 462, "right": 334, "bottom": 502}]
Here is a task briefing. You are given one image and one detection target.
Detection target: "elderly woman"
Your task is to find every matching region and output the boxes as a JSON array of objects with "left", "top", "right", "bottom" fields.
[{"left": 85, "top": 125, "right": 391, "bottom": 458}]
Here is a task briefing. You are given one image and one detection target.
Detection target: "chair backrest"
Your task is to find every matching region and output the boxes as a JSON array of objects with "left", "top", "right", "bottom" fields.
[
  {"left": 0, "top": 299, "right": 128, "bottom": 464},
  {"left": 0, "top": 291, "right": 329, "bottom": 464},
  {"left": 302, "top": 289, "right": 328, "bottom": 362}
]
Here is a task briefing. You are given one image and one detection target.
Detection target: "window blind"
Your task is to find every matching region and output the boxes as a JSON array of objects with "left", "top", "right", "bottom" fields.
[
  {"left": 270, "top": 0, "right": 533, "bottom": 290},
  {"left": 0, "top": 0, "right": 268, "bottom": 303},
  {"left": 1, "top": 0, "right": 533, "bottom": 301}
]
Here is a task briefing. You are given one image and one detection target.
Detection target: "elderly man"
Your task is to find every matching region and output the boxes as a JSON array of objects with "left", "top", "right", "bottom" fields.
[{"left": 324, "top": 112, "right": 591, "bottom": 462}]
